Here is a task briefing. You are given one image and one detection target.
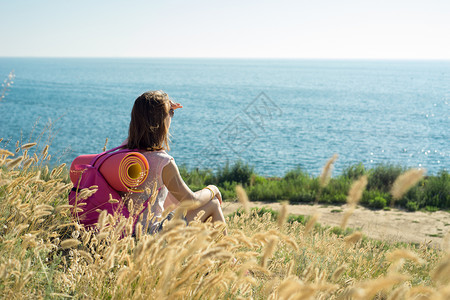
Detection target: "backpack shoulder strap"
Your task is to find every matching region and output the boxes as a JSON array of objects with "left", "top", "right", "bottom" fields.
[{"left": 90, "top": 145, "right": 125, "bottom": 167}]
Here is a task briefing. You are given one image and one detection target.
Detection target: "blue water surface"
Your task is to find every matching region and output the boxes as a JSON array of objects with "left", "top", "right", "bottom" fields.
[{"left": 0, "top": 58, "right": 448, "bottom": 176}]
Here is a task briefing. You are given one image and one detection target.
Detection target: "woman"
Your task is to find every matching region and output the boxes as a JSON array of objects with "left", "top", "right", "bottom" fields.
[{"left": 125, "top": 91, "right": 226, "bottom": 234}]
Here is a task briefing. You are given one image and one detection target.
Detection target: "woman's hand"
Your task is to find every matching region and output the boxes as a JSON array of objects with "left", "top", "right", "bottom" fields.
[
  {"left": 206, "top": 185, "right": 222, "bottom": 205},
  {"left": 170, "top": 100, "right": 183, "bottom": 110}
]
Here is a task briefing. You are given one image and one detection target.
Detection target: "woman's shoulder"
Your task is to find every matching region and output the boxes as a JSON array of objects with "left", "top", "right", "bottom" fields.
[
  {"left": 142, "top": 150, "right": 174, "bottom": 161},
  {"left": 143, "top": 150, "right": 174, "bottom": 174}
]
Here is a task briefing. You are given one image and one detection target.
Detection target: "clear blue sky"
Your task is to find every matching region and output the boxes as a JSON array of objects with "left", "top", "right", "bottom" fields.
[{"left": 1, "top": 0, "right": 449, "bottom": 59}]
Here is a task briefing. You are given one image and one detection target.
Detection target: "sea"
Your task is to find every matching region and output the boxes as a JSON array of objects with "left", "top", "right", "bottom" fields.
[{"left": 0, "top": 58, "right": 449, "bottom": 177}]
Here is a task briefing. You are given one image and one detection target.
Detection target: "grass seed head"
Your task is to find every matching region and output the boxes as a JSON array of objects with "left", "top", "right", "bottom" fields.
[
  {"left": 41, "top": 145, "right": 49, "bottom": 160},
  {"left": 347, "top": 175, "right": 368, "bottom": 206},
  {"left": 0, "top": 149, "right": 14, "bottom": 157},
  {"left": 277, "top": 201, "right": 288, "bottom": 229},
  {"left": 305, "top": 213, "right": 320, "bottom": 234},
  {"left": 103, "top": 137, "right": 109, "bottom": 152},
  {"left": 78, "top": 250, "right": 94, "bottom": 264},
  {"left": 60, "top": 239, "right": 81, "bottom": 249},
  {"left": 320, "top": 154, "right": 338, "bottom": 187},
  {"left": 391, "top": 168, "right": 426, "bottom": 200},
  {"left": 360, "top": 273, "right": 410, "bottom": 299},
  {"left": 260, "top": 236, "right": 278, "bottom": 268},
  {"left": 387, "top": 249, "right": 425, "bottom": 264},
  {"left": 22, "top": 158, "right": 34, "bottom": 170},
  {"left": 6, "top": 156, "right": 23, "bottom": 170},
  {"left": 331, "top": 265, "right": 347, "bottom": 281},
  {"left": 21, "top": 143, "right": 37, "bottom": 150},
  {"left": 344, "top": 231, "right": 363, "bottom": 246},
  {"left": 236, "top": 185, "right": 250, "bottom": 213},
  {"left": 431, "top": 255, "right": 450, "bottom": 284}
]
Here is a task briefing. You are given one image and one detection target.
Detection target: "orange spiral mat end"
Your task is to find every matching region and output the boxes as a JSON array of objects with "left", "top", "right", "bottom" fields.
[{"left": 101, "top": 152, "right": 149, "bottom": 192}]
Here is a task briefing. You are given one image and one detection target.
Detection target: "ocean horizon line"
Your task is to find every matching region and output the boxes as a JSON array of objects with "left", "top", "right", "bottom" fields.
[{"left": 1, "top": 56, "right": 450, "bottom": 62}]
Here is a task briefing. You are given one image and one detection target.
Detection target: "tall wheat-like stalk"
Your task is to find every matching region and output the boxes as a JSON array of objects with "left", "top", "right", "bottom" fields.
[
  {"left": 341, "top": 175, "right": 368, "bottom": 229},
  {"left": 319, "top": 153, "right": 338, "bottom": 188},
  {"left": 236, "top": 184, "right": 250, "bottom": 214},
  {"left": 391, "top": 168, "right": 426, "bottom": 205}
]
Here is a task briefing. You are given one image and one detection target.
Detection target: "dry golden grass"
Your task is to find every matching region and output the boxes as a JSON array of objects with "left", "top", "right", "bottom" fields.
[
  {"left": 391, "top": 168, "right": 426, "bottom": 201},
  {"left": 236, "top": 184, "right": 250, "bottom": 214},
  {"left": 0, "top": 143, "right": 448, "bottom": 299},
  {"left": 319, "top": 153, "right": 338, "bottom": 188},
  {"left": 341, "top": 175, "right": 368, "bottom": 229},
  {"left": 277, "top": 201, "right": 288, "bottom": 229}
]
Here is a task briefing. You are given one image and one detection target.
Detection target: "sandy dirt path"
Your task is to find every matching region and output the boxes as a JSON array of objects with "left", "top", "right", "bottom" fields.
[{"left": 222, "top": 201, "right": 450, "bottom": 248}]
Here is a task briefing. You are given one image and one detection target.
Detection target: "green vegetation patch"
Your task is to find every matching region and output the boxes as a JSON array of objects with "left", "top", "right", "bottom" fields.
[{"left": 180, "top": 161, "right": 450, "bottom": 212}]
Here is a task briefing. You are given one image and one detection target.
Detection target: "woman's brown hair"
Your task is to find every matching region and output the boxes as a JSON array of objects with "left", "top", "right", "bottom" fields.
[{"left": 127, "top": 91, "right": 171, "bottom": 151}]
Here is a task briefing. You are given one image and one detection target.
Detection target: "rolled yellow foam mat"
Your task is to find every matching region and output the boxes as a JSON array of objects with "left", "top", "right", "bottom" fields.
[{"left": 70, "top": 152, "right": 149, "bottom": 192}]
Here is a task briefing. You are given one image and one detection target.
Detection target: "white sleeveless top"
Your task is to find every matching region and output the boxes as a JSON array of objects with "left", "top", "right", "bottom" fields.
[{"left": 121, "top": 149, "right": 174, "bottom": 232}]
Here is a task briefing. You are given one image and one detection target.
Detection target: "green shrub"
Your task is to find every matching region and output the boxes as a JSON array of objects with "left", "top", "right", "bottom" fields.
[
  {"left": 422, "top": 171, "right": 450, "bottom": 209},
  {"left": 250, "top": 174, "right": 267, "bottom": 186},
  {"left": 424, "top": 206, "right": 439, "bottom": 212},
  {"left": 287, "top": 214, "right": 306, "bottom": 224},
  {"left": 398, "top": 184, "right": 424, "bottom": 208},
  {"left": 230, "top": 207, "right": 307, "bottom": 225},
  {"left": 179, "top": 165, "right": 215, "bottom": 187},
  {"left": 288, "top": 190, "right": 316, "bottom": 203},
  {"left": 367, "top": 164, "right": 404, "bottom": 192},
  {"left": 219, "top": 181, "right": 237, "bottom": 200},
  {"left": 361, "top": 190, "right": 391, "bottom": 207},
  {"left": 343, "top": 163, "right": 366, "bottom": 180},
  {"left": 332, "top": 193, "right": 347, "bottom": 204},
  {"left": 320, "top": 192, "right": 347, "bottom": 204},
  {"left": 398, "top": 171, "right": 450, "bottom": 210},
  {"left": 329, "top": 226, "right": 355, "bottom": 237},
  {"left": 247, "top": 180, "right": 286, "bottom": 202},
  {"left": 248, "top": 168, "right": 319, "bottom": 203},
  {"left": 406, "top": 201, "right": 419, "bottom": 212},
  {"left": 368, "top": 196, "right": 387, "bottom": 209},
  {"left": 216, "top": 161, "right": 254, "bottom": 186},
  {"left": 286, "top": 176, "right": 320, "bottom": 203},
  {"left": 321, "top": 178, "right": 351, "bottom": 204},
  {"left": 228, "top": 207, "right": 278, "bottom": 220},
  {"left": 283, "top": 167, "right": 310, "bottom": 181}
]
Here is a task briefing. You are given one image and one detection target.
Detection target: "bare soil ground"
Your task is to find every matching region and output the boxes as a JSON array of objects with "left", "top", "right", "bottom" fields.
[{"left": 222, "top": 201, "right": 450, "bottom": 248}]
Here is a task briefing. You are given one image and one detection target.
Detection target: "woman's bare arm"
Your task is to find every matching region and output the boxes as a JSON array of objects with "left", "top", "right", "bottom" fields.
[{"left": 162, "top": 160, "right": 222, "bottom": 206}]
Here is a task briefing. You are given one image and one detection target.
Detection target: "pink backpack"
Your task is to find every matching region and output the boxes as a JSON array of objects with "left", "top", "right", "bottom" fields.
[{"left": 68, "top": 146, "right": 149, "bottom": 231}]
